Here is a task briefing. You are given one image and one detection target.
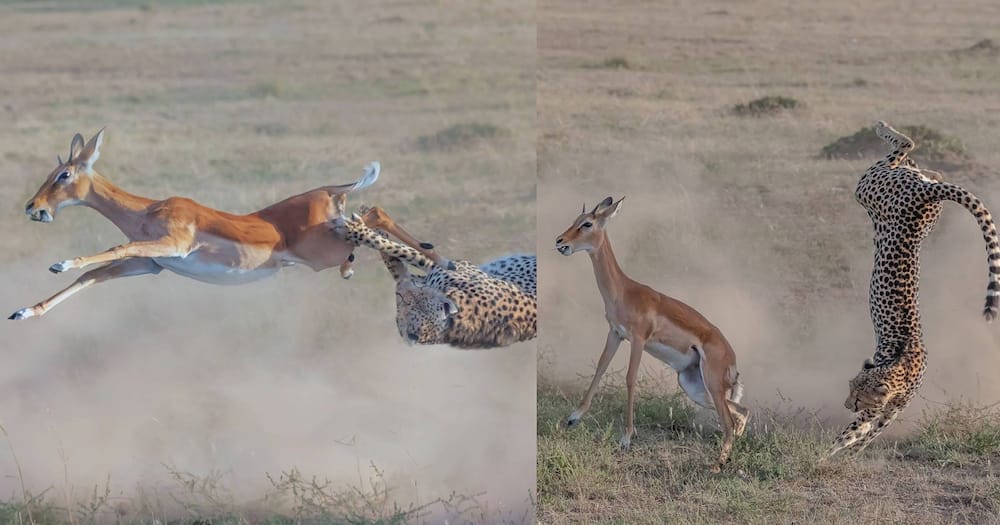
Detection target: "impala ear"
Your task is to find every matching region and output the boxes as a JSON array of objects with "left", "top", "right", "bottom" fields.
[
  {"left": 596, "top": 197, "right": 624, "bottom": 221},
  {"left": 77, "top": 128, "right": 105, "bottom": 172},
  {"left": 590, "top": 196, "right": 613, "bottom": 214},
  {"left": 69, "top": 133, "right": 86, "bottom": 162}
]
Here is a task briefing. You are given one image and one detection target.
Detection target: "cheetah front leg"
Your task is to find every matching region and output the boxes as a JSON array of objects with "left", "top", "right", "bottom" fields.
[
  {"left": 333, "top": 215, "right": 444, "bottom": 271},
  {"left": 846, "top": 404, "right": 902, "bottom": 455},
  {"left": 823, "top": 407, "right": 882, "bottom": 460}
]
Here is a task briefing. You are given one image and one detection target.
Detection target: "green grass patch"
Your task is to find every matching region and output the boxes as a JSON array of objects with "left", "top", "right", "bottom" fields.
[
  {"left": 901, "top": 402, "right": 1000, "bottom": 466},
  {"left": 732, "top": 95, "right": 801, "bottom": 116}
]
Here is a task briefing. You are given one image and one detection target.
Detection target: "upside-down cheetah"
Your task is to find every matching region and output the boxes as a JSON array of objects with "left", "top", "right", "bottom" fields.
[
  {"left": 824, "top": 121, "right": 1000, "bottom": 458},
  {"left": 335, "top": 215, "right": 536, "bottom": 349}
]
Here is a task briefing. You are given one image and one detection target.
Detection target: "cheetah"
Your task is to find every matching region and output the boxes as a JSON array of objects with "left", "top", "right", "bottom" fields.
[
  {"left": 824, "top": 121, "right": 1000, "bottom": 459},
  {"left": 335, "top": 214, "right": 536, "bottom": 349}
]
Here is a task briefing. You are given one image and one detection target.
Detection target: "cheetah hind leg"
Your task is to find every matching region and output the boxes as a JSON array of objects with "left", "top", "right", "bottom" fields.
[{"left": 872, "top": 121, "right": 915, "bottom": 168}]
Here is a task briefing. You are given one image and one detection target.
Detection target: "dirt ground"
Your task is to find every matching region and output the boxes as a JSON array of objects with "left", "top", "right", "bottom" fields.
[
  {"left": 537, "top": 0, "right": 1000, "bottom": 523},
  {"left": 0, "top": 1, "right": 534, "bottom": 523}
]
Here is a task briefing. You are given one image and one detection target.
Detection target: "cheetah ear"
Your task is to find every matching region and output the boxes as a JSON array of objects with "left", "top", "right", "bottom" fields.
[
  {"left": 442, "top": 297, "right": 458, "bottom": 317},
  {"left": 863, "top": 358, "right": 876, "bottom": 369}
]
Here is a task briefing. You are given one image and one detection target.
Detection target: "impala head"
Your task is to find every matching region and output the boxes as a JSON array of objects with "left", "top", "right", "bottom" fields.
[
  {"left": 395, "top": 279, "right": 458, "bottom": 346},
  {"left": 555, "top": 196, "right": 624, "bottom": 256},
  {"left": 845, "top": 358, "right": 890, "bottom": 412},
  {"left": 25, "top": 129, "right": 105, "bottom": 223}
]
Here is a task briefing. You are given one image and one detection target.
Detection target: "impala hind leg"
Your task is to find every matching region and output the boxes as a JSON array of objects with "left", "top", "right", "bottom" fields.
[
  {"left": 9, "top": 258, "right": 162, "bottom": 320},
  {"left": 620, "top": 336, "right": 646, "bottom": 450},
  {"left": 567, "top": 329, "right": 622, "bottom": 427}
]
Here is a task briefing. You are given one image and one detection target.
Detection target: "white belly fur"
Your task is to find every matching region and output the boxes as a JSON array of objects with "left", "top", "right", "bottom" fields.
[
  {"left": 154, "top": 253, "right": 280, "bottom": 285},
  {"left": 645, "top": 341, "right": 698, "bottom": 371}
]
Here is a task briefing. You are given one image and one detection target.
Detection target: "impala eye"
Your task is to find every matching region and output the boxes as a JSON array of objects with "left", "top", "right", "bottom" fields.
[
  {"left": 581, "top": 221, "right": 593, "bottom": 229},
  {"left": 55, "top": 171, "right": 70, "bottom": 182}
]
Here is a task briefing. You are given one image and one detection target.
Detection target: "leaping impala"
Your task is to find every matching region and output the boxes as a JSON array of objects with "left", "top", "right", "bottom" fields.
[
  {"left": 9, "top": 129, "right": 408, "bottom": 320},
  {"left": 555, "top": 197, "right": 749, "bottom": 472}
]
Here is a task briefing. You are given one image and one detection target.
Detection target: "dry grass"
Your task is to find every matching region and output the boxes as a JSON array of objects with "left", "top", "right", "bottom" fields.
[
  {"left": 0, "top": 0, "right": 534, "bottom": 523},
  {"left": 538, "top": 380, "right": 1000, "bottom": 525},
  {"left": 538, "top": 0, "right": 1000, "bottom": 522}
]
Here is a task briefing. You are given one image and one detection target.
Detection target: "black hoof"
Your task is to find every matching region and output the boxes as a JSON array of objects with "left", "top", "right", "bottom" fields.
[
  {"left": 348, "top": 253, "right": 355, "bottom": 262},
  {"left": 566, "top": 418, "right": 578, "bottom": 428},
  {"left": 446, "top": 261, "right": 457, "bottom": 271},
  {"left": 8, "top": 313, "right": 16, "bottom": 320}
]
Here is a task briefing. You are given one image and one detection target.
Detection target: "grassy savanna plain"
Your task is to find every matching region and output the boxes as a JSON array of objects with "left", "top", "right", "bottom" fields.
[
  {"left": 0, "top": 1, "right": 534, "bottom": 523},
  {"left": 538, "top": 1, "right": 1000, "bottom": 523}
]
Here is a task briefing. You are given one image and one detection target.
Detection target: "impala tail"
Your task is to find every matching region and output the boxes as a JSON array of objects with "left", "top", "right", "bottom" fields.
[{"left": 327, "top": 161, "right": 380, "bottom": 195}]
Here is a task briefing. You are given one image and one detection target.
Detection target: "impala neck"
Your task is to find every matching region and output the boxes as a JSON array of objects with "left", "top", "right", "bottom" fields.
[
  {"left": 588, "top": 232, "right": 628, "bottom": 306},
  {"left": 83, "top": 172, "right": 155, "bottom": 230}
]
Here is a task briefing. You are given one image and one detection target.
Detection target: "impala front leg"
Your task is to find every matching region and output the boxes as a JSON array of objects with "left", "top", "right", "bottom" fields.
[
  {"left": 621, "top": 335, "right": 646, "bottom": 450},
  {"left": 50, "top": 237, "right": 193, "bottom": 273},
  {"left": 10, "top": 258, "right": 162, "bottom": 320},
  {"left": 567, "top": 328, "right": 622, "bottom": 427}
]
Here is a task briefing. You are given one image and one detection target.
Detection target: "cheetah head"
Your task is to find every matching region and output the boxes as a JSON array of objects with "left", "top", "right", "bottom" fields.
[
  {"left": 555, "top": 196, "right": 624, "bottom": 256},
  {"left": 845, "top": 359, "right": 891, "bottom": 412},
  {"left": 395, "top": 279, "right": 458, "bottom": 345}
]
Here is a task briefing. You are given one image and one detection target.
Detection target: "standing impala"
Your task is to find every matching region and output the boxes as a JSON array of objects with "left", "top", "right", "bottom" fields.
[
  {"left": 9, "top": 129, "right": 404, "bottom": 320},
  {"left": 555, "top": 197, "right": 749, "bottom": 472}
]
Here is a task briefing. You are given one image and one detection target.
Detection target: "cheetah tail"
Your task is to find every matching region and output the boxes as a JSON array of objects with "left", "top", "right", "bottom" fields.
[{"left": 930, "top": 181, "right": 1000, "bottom": 322}]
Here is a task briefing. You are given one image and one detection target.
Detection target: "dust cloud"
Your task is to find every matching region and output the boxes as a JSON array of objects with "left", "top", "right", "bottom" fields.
[
  {"left": 0, "top": 242, "right": 535, "bottom": 520},
  {"left": 538, "top": 152, "right": 1000, "bottom": 435}
]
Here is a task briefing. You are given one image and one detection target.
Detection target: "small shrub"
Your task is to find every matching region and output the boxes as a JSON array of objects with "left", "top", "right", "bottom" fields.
[
  {"left": 600, "top": 56, "right": 631, "bottom": 69},
  {"left": 248, "top": 80, "right": 286, "bottom": 99},
  {"left": 416, "top": 123, "right": 508, "bottom": 152},
  {"left": 732, "top": 95, "right": 800, "bottom": 116},
  {"left": 953, "top": 38, "right": 999, "bottom": 56},
  {"left": 584, "top": 56, "right": 634, "bottom": 70},
  {"left": 820, "top": 124, "right": 969, "bottom": 170}
]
